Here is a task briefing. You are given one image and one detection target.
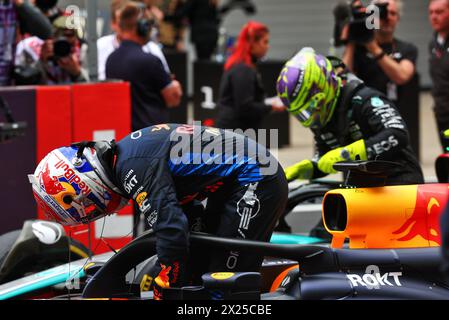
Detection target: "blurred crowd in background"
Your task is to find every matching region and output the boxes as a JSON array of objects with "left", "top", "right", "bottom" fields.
[
  {"left": 1, "top": 0, "right": 449, "bottom": 151},
  {"left": 0, "top": 0, "right": 259, "bottom": 87}
]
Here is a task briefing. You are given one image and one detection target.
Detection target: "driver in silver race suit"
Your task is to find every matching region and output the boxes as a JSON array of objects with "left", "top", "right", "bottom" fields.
[{"left": 28, "top": 124, "right": 288, "bottom": 300}]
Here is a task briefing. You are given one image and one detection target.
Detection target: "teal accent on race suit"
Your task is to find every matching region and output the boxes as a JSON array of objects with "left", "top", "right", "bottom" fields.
[
  {"left": 0, "top": 266, "right": 85, "bottom": 300},
  {"left": 370, "top": 97, "right": 385, "bottom": 107},
  {"left": 270, "top": 233, "right": 323, "bottom": 245}
]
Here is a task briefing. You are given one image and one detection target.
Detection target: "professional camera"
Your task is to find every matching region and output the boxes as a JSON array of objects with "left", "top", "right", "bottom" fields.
[
  {"left": 35, "top": 0, "right": 60, "bottom": 23},
  {"left": 333, "top": 0, "right": 389, "bottom": 46},
  {"left": 53, "top": 37, "right": 72, "bottom": 59},
  {"left": 51, "top": 15, "right": 83, "bottom": 60},
  {"left": 219, "top": 0, "right": 257, "bottom": 17}
]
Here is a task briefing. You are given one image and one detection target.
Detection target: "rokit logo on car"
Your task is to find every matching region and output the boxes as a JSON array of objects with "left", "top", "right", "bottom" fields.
[{"left": 346, "top": 265, "right": 402, "bottom": 289}]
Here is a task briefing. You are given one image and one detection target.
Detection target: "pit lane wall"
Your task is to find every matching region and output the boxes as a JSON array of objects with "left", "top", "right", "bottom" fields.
[{"left": 0, "top": 82, "right": 133, "bottom": 254}]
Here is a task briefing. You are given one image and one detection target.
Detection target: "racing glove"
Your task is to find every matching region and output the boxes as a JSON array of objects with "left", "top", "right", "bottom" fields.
[
  {"left": 284, "top": 159, "right": 314, "bottom": 182},
  {"left": 444, "top": 129, "right": 449, "bottom": 139},
  {"left": 153, "top": 260, "right": 185, "bottom": 300},
  {"left": 317, "top": 139, "right": 367, "bottom": 174}
]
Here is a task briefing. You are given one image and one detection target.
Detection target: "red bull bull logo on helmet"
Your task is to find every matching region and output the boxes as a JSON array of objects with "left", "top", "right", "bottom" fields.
[{"left": 41, "top": 164, "right": 65, "bottom": 195}]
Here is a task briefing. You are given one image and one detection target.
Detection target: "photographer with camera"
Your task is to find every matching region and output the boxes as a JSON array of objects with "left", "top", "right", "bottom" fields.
[
  {"left": 0, "top": 0, "right": 52, "bottom": 86},
  {"left": 14, "top": 14, "right": 89, "bottom": 85},
  {"left": 339, "top": 0, "right": 417, "bottom": 104},
  {"left": 429, "top": 0, "right": 449, "bottom": 153}
]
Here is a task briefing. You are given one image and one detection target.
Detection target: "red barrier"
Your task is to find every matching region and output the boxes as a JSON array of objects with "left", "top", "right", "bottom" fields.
[
  {"left": 2, "top": 82, "right": 133, "bottom": 254},
  {"left": 71, "top": 82, "right": 131, "bottom": 142},
  {"left": 36, "top": 86, "right": 72, "bottom": 162}
]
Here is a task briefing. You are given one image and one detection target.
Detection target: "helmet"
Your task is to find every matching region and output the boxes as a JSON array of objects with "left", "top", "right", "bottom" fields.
[
  {"left": 28, "top": 141, "right": 128, "bottom": 226},
  {"left": 276, "top": 47, "right": 342, "bottom": 129}
]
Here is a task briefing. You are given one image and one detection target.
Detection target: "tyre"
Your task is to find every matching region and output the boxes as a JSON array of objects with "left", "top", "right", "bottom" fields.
[
  {"left": 0, "top": 230, "right": 21, "bottom": 268},
  {"left": 0, "top": 229, "right": 92, "bottom": 284},
  {"left": 68, "top": 238, "right": 91, "bottom": 260}
]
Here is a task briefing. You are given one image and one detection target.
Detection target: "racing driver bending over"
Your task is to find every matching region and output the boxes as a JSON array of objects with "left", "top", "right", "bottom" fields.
[
  {"left": 277, "top": 48, "right": 424, "bottom": 236},
  {"left": 28, "top": 124, "right": 288, "bottom": 300}
]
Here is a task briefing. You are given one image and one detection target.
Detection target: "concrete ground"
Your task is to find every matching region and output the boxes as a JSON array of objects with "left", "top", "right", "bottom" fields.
[{"left": 276, "top": 91, "right": 441, "bottom": 182}]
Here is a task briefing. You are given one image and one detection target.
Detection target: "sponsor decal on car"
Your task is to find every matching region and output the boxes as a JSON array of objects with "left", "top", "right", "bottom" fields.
[
  {"left": 211, "top": 272, "right": 234, "bottom": 280},
  {"left": 346, "top": 265, "right": 402, "bottom": 289}
]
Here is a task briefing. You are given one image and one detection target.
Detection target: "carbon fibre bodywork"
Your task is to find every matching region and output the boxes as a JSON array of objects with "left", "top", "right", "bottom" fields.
[{"left": 81, "top": 231, "right": 449, "bottom": 300}]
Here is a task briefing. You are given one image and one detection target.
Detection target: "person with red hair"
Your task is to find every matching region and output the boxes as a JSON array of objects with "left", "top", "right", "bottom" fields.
[{"left": 215, "top": 21, "right": 285, "bottom": 131}]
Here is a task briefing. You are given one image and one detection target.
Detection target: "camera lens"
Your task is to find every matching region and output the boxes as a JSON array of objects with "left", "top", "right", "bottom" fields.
[
  {"left": 53, "top": 38, "right": 72, "bottom": 58},
  {"left": 35, "top": 0, "right": 58, "bottom": 11}
]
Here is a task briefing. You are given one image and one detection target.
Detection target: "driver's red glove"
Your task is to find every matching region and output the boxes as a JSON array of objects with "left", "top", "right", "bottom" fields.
[{"left": 153, "top": 260, "right": 185, "bottom": 300}]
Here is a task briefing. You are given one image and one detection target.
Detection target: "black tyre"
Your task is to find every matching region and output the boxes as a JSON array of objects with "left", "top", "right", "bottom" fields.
[
  {"left": 0, "top": 230, "right": 21, "bottom": 267},
  {"left": 0, "top": 230, "right": 92, "bottom": 284},
  {"left": 68, "top": 238, "right": 92, "bottom": 260}
]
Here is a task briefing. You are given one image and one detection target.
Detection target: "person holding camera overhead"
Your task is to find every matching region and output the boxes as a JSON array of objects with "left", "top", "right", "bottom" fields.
[
  {"left": 341, "top": 0, "right": 417, "bottom": 104},
  {"left": 14, "top": 14, "right": 89, "bottom": 85},
  {"left": 428, "top": 0, "right": 449, "bottom": 153}
]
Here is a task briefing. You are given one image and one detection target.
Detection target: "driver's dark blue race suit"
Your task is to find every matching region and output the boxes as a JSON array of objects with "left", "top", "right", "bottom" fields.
[{"left": 112, "top": 124, "right": 288, "bottom": 289}]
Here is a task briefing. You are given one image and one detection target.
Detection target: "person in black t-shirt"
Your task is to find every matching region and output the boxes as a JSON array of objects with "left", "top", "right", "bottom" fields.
[
  {"left": 183, "top": 0, "right": 220, "bottom": 61},
  {"left": 215, "top": 21, "right": 285, "bottom": 131},
  {"left": 342, "top": 0, "right": 417, "bottom": 103},
  {"left": 342, "top": 0, "right": 420, "bottom": 156},
  {"left": 429, "top": 0, "right": 449, "bottom": 152},
  {"left": 106, "top": 1, "right": 182, "bottom": 131}
]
